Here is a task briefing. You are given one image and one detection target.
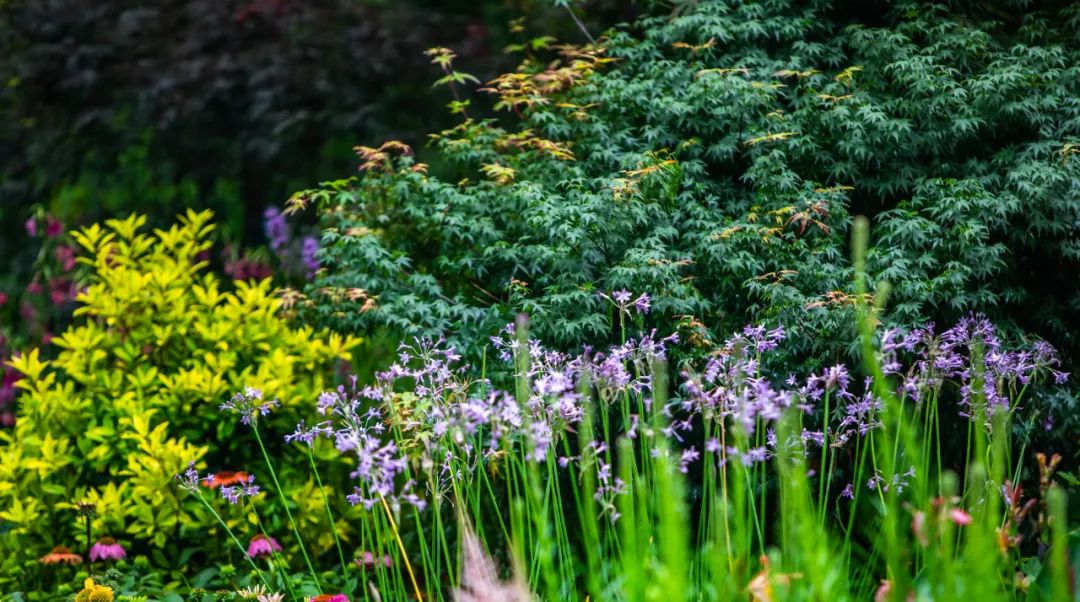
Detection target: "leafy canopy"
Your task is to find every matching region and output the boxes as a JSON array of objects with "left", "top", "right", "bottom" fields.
[{"left": 295, "top": 0, "right": 1080, "bottom": 372}]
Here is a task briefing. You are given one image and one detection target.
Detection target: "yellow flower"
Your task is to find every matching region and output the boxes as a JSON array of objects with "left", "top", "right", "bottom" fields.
[{"left": 75, "top": 578, "right": 114, "bottom": 602}]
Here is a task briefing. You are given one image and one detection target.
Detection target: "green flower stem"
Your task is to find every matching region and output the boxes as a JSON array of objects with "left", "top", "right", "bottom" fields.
[
  {"left": 193, "top": 491, "right": 272, "bottom": 591},
  {"left": 253, "top": 423, "right": 321, "bottom": 591},
  {"left": 306, "top": 445, "right": 352, "bottom": 594},
  {"left": 248, "top": 496, "right": 298, "bottom": 600}
]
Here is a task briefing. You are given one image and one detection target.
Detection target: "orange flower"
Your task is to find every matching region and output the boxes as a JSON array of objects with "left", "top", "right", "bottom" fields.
[
  {"left": 202, "top": 471, "right": 250, "bottom": 489},
  {"left": 39, "top": 545, "right": 82, "bottom": 565},
  {"left": 748, "top": 556, "right": 801, "bottom": 602}
]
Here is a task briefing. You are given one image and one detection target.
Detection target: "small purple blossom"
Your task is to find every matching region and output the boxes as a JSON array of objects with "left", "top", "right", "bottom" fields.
[
  {"left": 221, "top": 387, "right": 280, "bottom": 426},
  {"left": 175, "top": 462, "right": 202, "bottom": 492},
  {"left": 220, "top": 474, "right": 261, "bottom": 504},
  {"left": 285, "top": 420, "right": 333, "bottom": 446}
]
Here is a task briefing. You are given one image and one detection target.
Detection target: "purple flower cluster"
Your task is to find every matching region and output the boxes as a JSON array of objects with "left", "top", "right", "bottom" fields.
[
  {"left": 309, "top": 377, "right": 424, "bottom": 512},
  {"left": 220, "top": 387, "right": 280, "bottom": 426},
  {"left": 679, "top": 326, "right": 797, "bottom": 442},
  {"left": 175, "top": 462, "right": 203, "bottom": 493},
  {"left": 220, "top": 474, "right": 261, "bottom": 505},
  {"left": 300, "top": 235, "right": 320, "bottom": 276},
  {"left": 879, "top": 315, "right": 1068, "bottom": 422},
  {"left": 599, "top": 289, "right": 652, "bottom": 316},
  {"left": 286, "top": 304, "right": 1067, "bottom": 523},
  {"left": 264, "top": 207, "right": 289, "bottom": 253},
  {"left": 263, "top": 206, "right": 321, "bottom": 279}
]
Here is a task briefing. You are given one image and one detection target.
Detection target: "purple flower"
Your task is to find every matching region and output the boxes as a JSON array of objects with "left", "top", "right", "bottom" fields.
[
  {"left": 175, "top": 462, "right": 203, "bottom": 492},
  {"left": 800, "top": 429, "right": 825, "bottom": 448},
  {"left": 301, "top": 235, "right": 320, "bottom": 276},
  {"left": 89, "top": 537, "right": 125, "bottom": 562},
  {"left": 220, "top": 474, "right": 261, "bottom": 504},
  {"left": 221, "top": 387, "right": 280, "bottom": 426},
  {"left": 285, "top": 420, "right": 333, "bottom": 446},
  {"left": 678, "top": 447, "right": 700, "bottom": 473},
  {"left": 633, "top": 293, "right": 651, "bottom": 314},
  {"left": 264, "top": 207, "right": 289, "bottom": 253},
  {"left": 741, "top": 447, "right": 769, "bottom": 465},
  {"left": 599, "top": 290, "right": 653, "bottom": 316}
]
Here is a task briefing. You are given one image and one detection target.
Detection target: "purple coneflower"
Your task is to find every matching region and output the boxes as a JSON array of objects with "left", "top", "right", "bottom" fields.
[
  {"left": 89, "top": 537, "right": 126, "bottom": 562},
  {"left": 247, "top": 534, "right": 282, "bottom": 559}
]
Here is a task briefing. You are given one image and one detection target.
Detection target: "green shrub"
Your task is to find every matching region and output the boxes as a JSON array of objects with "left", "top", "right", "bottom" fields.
[
  {"left": 296, "top": 0, "right": 1080, "bottom": 373},
  {"left": 0, "top": 210, "right": 359, "bottom": 587}
]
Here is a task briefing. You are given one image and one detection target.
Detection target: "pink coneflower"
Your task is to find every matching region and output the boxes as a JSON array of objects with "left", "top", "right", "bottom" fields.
[
  {"left": 247, "top": 534, "right": 282, "bottom": 559},
  {"left": 89, "top": 537, "right": 126, "bottom": 562},
  {"left": 355, "top": 551, "right": 392, "bottom": 569},
  {"left": 949, "top": 508, "right": 972, "bottom": 526},
  {"left": 309, "top": 595, "right": 349, "bottom": 602},
  {"left": 39, "top": 545, "right": 82, "bottom": 565}
]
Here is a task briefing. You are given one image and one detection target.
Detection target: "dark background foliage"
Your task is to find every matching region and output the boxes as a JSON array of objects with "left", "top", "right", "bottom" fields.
[{"left": 0, "top": 0, "right": 631, "bottom": 331}]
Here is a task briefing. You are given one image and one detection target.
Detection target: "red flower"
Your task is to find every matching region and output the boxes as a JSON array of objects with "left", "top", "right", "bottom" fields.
[{"left": 202, "top": 471, "right": 250, "bottom": 489}]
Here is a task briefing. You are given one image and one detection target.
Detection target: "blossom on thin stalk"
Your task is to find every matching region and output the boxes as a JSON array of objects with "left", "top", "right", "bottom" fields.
[
  {"left": 221, "top": 387, "right": 280, "bottom": 426},
  {"left": 220, "top": 474, "right": 261, "bottom": 505}
]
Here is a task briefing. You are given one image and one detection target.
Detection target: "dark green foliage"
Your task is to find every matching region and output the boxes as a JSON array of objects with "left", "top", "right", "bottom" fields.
[{"left": 301, "top": 0, "right": 1080, "bottom": 373}]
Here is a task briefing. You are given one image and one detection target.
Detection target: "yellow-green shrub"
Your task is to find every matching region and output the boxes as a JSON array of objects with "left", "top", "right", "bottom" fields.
[{"left": 0, "top": 210, "right": 359, "bottom": 581}]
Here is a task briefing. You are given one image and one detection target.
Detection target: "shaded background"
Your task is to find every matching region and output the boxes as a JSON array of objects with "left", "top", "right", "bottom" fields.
[
  {"left": 0, "top": 0, "right": 634, "bottom": 318},
  {"left": 0, "top": 0, "right": 636, "bottom": 426}
]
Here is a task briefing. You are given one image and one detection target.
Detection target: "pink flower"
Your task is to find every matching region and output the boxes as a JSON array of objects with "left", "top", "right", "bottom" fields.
[
  {"left": 0, "top": 291, "right": 7, "bottom": 307},
  {"left": 49, "top": 277, "right": 73, "bottom": 306},
  {"left": 89, "top": 537, "right": 126, "bottom": 562},
  {"left": 355, "top": 551, "right": 392, "bottom": 569},
  {"left": 45, "top": 216, "right": 63, "bottom": 238},
  {"left": 949, "top": 508, "right": 972, "bottom": 526},
  {"left": 55, "top": 245, "right": 77, "bottom": 272},
  {"left": 247, "top": 534, "right": 282, "bottom": 559},
  {"left": 24, "top": 217, "right": 37, "bottom": 237}
]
